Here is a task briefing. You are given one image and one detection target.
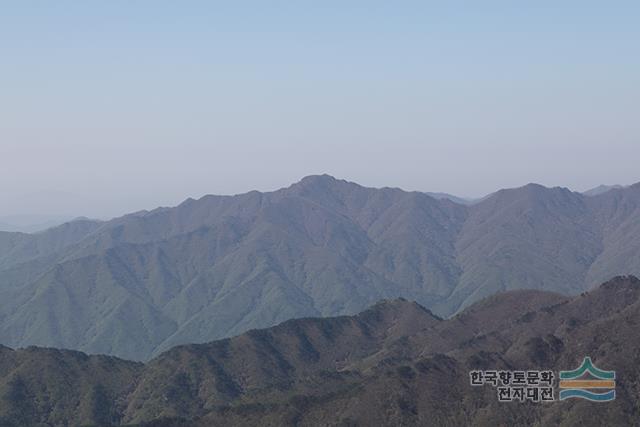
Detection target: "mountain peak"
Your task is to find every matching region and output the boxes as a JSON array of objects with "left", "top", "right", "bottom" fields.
[
  {"left": 364, "top": 298, "right": 442, "bottom": 322},
  {"left": 597, "top": 275, "right": 640, "bottom": 290},
  {"left": 292, "top": 174, "right": 349, "bottom": 191},
  {"left": 287, "top": 174, "right": 367, "bottom": 202},
  {"left": 484, "top": 182, "right": 573, "bottom": 205},
  {"left": 298, "top": 174, "right": 339, "bottom": 184},
  {"left": 583, "top": 184, "right": 625, "bottom": 197}
]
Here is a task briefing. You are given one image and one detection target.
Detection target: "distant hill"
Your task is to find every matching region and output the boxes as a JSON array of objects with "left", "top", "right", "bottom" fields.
[
  {"left": 424, "top": 191, "right": 475, "bottom": 205},
  {"left": 582, "top": 184, "right": 625, "bottom": 196},
  {"left": 1, "top": 175, "right": 640, "bottom": 361},
  {"left": 0, "top": 276, "right": 639, "bottom": 426},
  {"left": 0, "top": 215, "right": 74, "bottom": 233}
]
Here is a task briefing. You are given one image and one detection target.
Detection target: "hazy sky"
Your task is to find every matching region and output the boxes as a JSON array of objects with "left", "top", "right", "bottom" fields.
[{"left": 1, "top": 1, "right": 639, "bottom": 218}]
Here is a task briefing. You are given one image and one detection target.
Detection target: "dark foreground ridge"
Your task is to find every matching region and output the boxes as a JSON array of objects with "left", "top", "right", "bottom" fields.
[{"left": 0, "top": 276, "right": 639, "bottom": 426}]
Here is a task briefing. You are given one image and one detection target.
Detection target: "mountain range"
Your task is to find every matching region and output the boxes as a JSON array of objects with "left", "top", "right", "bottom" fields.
[
  {"left": 1, "top": 175, "right": 639, "bottom": 361},
  {"left": 0, "top": 275, "right": 638, "bottom": 426}
]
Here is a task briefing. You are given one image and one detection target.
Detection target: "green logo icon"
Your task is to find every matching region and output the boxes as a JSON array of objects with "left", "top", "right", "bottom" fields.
[{"left": 559, "top": 357, "right": 615, "bottom": 402}]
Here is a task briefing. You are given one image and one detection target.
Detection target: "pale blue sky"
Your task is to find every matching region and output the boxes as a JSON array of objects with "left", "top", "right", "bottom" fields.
[{"left": 1, "top": 1, "right": 639, "bottom": 217}]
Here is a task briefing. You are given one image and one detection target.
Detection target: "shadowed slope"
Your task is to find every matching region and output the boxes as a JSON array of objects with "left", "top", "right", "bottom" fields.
[{"left": 1, "top": 277, "right": 640, "bottom": 426}]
